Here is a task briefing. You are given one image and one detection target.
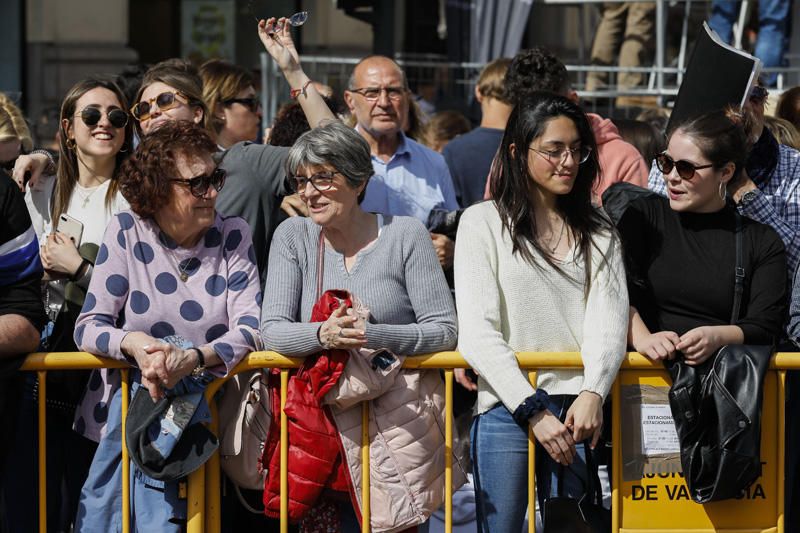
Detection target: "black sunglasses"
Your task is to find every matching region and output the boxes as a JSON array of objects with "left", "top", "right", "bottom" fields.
[
  {"left": 170, "top": 167, "right": 227, "bottom": 197},
  {"left": 78, "top": 107, "right": 129, "bottom": 129},
  {"left": 655, "top": 152, "right": 714, "bottom": 180},
  {"left": 222, "top": 97, "right": 260, "bottom": 112}
]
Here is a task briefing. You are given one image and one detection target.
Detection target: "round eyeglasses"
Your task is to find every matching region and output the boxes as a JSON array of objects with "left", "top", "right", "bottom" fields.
[{"left": 530, "top": 145, "right": 592, "bottom": 165}]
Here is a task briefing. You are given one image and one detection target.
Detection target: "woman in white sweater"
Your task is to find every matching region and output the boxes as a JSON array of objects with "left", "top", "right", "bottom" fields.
[{"left": 454, "top": 92, "right": 628, "bottom": 532}]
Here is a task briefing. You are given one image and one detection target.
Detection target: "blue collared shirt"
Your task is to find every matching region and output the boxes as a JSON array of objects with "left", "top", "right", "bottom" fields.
[
  {"left": 647, "top": 143, "right": 800, "bottom": 274},
  {"left": 360, "top": 131, "right": 459, "bottom": 224}
]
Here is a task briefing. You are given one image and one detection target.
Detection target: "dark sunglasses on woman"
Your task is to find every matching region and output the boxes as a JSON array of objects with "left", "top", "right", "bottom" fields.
[
  {"left": 170, "top": 167, "right": 227, "bottom": 198},
  {"left": 655, "top": 152, "right": 714, "bottom": 181},
  {"left": 131, "top": 91, "right": 189, "bottom": 121},
  {"left": 222, "top": 97, "right": 260, "bottom": 113},
  {"left": 78, "top": 107, "right": 129, "bottom": 129}
]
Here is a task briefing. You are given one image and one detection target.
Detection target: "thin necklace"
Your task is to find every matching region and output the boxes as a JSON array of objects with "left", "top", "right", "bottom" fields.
[
  {"left": 166, "top": 247, "right": 193, "bottom": 282},
  {"left": 74, "top": 183, "right": 103, "bottom": 208},
  {"left": 545, "top": 218, "right": 566, "bottom": 254}
]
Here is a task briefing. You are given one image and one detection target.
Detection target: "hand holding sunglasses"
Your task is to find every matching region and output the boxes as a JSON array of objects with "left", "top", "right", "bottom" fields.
[
  {"left": 656, "top": 152, "right": 714, "bottom": 180},
  {"left": 169, "top": 168, "right": 227, "bottom": 198},
  {"left": 77, "top": 107, "right": 129, "bottom": 129}
]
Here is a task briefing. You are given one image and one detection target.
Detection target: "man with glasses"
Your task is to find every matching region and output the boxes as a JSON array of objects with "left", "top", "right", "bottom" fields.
[{"left": 344, "top": 56, "right": 459, "bottom": 267}]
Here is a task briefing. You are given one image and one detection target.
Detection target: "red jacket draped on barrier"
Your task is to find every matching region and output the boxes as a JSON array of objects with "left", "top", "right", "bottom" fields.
[{"left": 262, "top": 289, "right": 357, "bottom": 521}]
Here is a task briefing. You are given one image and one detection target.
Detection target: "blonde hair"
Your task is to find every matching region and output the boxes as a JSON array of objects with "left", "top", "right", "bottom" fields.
[
  {"left": 765, "top": 115, "right": 800, "bottom": 150},
  {"left": 0, "top": 93, "right": 33, "bottom": 152},
  {"left": 199, "top": 59, "right": 255, "bottom": 135},
  {"left": 477, "top": 58, "right": 511, "bottom": 103}
]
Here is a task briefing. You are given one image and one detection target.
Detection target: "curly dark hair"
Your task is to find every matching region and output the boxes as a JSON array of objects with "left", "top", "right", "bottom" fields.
[
  {"left": 505, "top": 47, "right": 571, "bottom": 106},
  {"left": 120, "top": 120, "right": 217, "bottom": 218}
]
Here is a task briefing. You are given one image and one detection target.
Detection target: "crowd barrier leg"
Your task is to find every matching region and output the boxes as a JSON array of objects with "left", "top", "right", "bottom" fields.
[
  {"left": 37, "top": 371, "right": 47, "bottom": 533},
  {"left": 205, "top": 402, "right": 222, "bottom": 533},
  {"left": 362, "top": 402, "right": 370, "bottom": 533},
  {"left": 611, "top": 377, "right": 621, "bottom": 533},
  {"left": 778, "top": 370, "right": 786, "bottom": 533},
  {"left": 121, "top": 369, "right": 131, "bottom": 533},
  {"left": 445, "top": 369, "right": 453, "bottom": 533},
  {"left": 528, "top": 371, "right": 537, "bottom": 533},
  {"left": 187, "top": 464, "right": 205, "bottom": 532},
  {"left": 280, "top": 370, "right": 289, "bottom": 533}
]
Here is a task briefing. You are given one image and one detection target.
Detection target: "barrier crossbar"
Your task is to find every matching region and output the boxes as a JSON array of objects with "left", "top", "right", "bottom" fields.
[{"left": 19, "top": 351, "right": 800, "bottom": 533}]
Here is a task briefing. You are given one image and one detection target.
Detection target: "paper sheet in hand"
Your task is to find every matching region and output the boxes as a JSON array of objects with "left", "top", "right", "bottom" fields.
[
  {"left": 667, "top": 22, "right": 761, "bottom": 132},
  {"left": 641, "top": 404, "right": 680, "bottom": 456}
]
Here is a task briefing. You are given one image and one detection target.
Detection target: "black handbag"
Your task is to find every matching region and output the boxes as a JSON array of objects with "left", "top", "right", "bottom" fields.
[
  {"left": 543, "top": 442, "right": 610, "bottom": 533},
  {"left": 667, "top": 211, "right": 773, "bottom": 503}
]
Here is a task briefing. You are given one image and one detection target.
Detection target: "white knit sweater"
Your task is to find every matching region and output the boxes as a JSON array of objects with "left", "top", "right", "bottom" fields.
[{"left": 454, "top": 201, "right": 629, "bottom": 415}]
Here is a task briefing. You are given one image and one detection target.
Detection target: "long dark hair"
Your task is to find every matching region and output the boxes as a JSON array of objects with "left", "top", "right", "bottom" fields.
[
  {"left": 490, "top": 92, "right": 610, "bottom": 292},
  {"left": 54, "top": 76, "right": 133, "bottom": 225}
]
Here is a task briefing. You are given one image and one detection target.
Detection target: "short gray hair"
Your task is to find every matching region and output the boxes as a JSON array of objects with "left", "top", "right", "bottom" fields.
[{"left": 286, "top": 120, "right": 374, "bottom": 200}]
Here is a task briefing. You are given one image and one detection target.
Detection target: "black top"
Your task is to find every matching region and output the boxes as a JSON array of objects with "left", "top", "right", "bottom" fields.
[
  {"left": 0, "top": 172, "right": 46, "bottom": 331},
  {"left": 442, "top": 127, "right": 504, "bottom": 208},
  {"left": 616, "top": 194, "right": 787, "bottom": 344}
]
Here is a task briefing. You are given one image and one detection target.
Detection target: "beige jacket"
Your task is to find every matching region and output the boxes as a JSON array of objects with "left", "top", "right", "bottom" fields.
[{"left": 324, "top": 349, "right": 469, "bottom": 533}]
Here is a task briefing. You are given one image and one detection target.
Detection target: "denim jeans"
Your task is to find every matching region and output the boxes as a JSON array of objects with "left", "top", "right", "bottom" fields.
[
  {"left": 471, "top": 396, "right": 599, "bottom": 533},
  {"left": 708, "top": 0, "right": 789, "bottom": 85}
]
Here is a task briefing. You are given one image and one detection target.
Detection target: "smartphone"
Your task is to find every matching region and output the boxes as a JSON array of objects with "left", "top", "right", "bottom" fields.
[{"left": 57, "top": 213, "right": 84, "bottom": 245}]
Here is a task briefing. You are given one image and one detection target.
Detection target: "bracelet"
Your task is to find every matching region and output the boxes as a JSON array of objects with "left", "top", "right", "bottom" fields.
[
  {"left": 512, "top": 389, "right": 551, "bottom": 429},
  {"left": 29, "top": 149, "right": 57, "bottom": 175},
  {"left": 190, "top": 347, "right": 205, "bottom": 376},
  {"left": 70, "top": 258, "right": 90, "bottom": 282},
  {"left": 290, "top": 80, "right": 313, "bottom": 100}
]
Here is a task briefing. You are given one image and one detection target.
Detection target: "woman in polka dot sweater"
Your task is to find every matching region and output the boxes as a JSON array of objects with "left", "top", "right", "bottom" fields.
[{"left": 72, "top": 121, "right": 262, "bottom": 531}]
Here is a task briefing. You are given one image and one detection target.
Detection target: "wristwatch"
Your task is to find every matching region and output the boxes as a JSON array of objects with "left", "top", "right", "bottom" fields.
[
  {"left": 738, "top": 189, "right": 759, "bottom": 207},
  {"left": 190, "top": 347, "right": 206, "bottom": 376}
]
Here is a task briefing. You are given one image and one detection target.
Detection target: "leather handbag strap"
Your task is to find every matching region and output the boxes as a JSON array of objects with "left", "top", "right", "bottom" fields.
[
  {"left": 316, "top": 229, "right": 325, "bottom": 301},
  {"left": 731, "top": 211, "right": 745, "bottom": 324}
]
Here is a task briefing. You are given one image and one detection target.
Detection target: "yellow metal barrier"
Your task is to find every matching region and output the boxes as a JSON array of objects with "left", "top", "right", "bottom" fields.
[{"left": 18, "top": 351, "right": 800, "bottom": 533}]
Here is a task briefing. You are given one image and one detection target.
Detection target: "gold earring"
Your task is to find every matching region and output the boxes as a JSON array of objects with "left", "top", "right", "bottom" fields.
[{"left": 66, "top": 138, "right": 76, "bottom": 150}]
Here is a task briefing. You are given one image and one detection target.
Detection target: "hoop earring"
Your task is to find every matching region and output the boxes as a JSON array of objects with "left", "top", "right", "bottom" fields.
[
  {"left": 718, "top": 181, "right": 726, "bottom": 201},
  {"left": 118, "top": 146, "right": 128, "bottom": 153},
  {"left": 65, "top": 138, "right": 76, "bottom": 150}
]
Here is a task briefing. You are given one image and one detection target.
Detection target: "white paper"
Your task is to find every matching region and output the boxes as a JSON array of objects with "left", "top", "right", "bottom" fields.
[{"left": 640, "top": 404, "right": 680, "bottom": 456}]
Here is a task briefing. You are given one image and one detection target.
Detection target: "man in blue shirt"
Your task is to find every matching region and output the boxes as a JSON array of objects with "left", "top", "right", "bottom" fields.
[{"left": 344, "top": 56, "right": 459, "bottom": 267}]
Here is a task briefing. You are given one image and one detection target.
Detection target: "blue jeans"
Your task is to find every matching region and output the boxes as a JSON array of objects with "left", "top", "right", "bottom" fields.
[
  {"left": 471, "top": 397, "right": 598, "bottom": 533},
  {"left": 74, "top": 379, "right": 187, "bottom": 532},
  {"left": 708, "top": 0, "right": 789, "bottom": 85}
]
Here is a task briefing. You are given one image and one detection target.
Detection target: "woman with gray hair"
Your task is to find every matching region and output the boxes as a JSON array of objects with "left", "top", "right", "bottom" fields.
[{"left": 260, "top": 119, "right": 463, "bottom": 531}]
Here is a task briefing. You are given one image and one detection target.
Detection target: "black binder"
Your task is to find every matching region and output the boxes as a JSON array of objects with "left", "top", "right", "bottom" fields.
[{"left": 667, "top": 22, "right": 761, "bottom": 132}]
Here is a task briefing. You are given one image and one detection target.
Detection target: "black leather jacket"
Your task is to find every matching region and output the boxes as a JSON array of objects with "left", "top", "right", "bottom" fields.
[{"left": 667, "top": 344, "right": 771, "bottom": 503}]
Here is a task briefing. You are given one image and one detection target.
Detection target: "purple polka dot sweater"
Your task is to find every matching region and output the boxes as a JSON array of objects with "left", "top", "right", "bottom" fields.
[{"left": 73, "top": 210, "right": 262, "bottom": 441}]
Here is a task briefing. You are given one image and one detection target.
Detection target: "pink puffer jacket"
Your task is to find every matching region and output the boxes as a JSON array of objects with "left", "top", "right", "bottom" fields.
[{"left": 324, "top": 349, "right": 469, "bottom": 533}]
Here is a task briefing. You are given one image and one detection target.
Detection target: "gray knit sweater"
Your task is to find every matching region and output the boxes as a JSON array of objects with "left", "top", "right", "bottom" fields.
[{"left": 261, "top": 215, "right": 457, "bottom": 356}]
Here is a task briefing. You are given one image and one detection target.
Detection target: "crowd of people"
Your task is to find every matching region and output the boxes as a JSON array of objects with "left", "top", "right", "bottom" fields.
[{"left": 1, "top": 11, "right": 800, "bottom": 533}]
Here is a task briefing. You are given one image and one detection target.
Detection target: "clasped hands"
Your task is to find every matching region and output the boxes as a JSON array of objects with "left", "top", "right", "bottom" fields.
[
  {"left": 636, "top": 326, "right": 722, "bottom": 366},
  {"left": 317, "top": 303, "right": 367, "bottom": 350},
  {"left": 121, "top": 332, "right": 198, "bottom": 401}
]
